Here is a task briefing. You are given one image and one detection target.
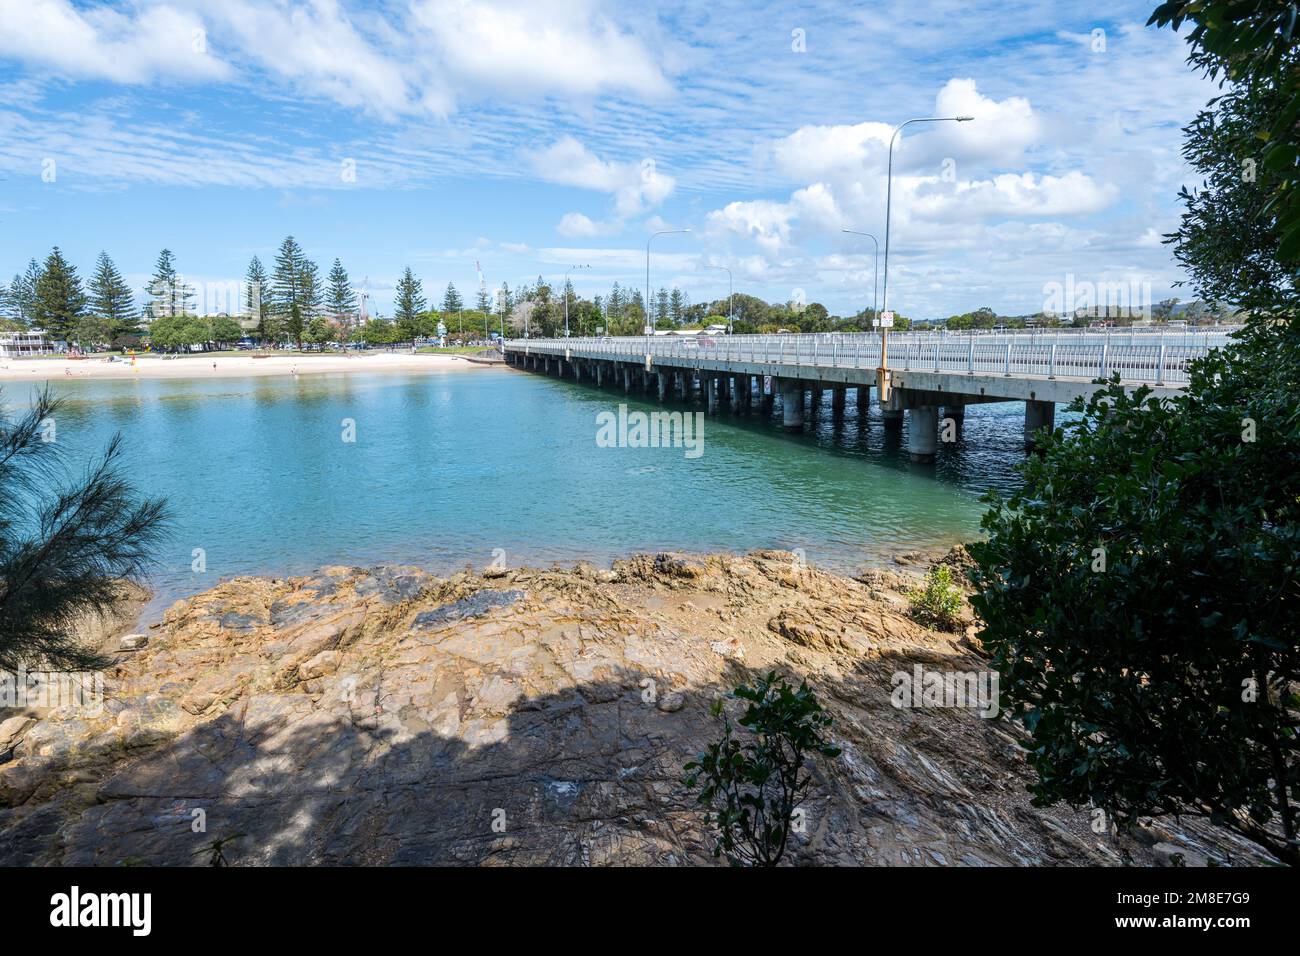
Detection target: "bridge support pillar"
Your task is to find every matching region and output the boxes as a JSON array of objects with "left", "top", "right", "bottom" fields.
[
  {"left": 779, "top": 378, "right": 804, "bottom": 430},
  {"left": 677, "top": 371, "right": 688, "bottom": 400},
  {"left": 941, "top": 405, "right": 965, "bottom": 446},
  {"left": 831, "top": 387, "right": 846, "bottom": 413},
  {"left": 907, "top": 406, "right": 939, "bottom": 463},
  {"left": 705, "top": 375, "right": 719, "bottom": 415},
  {"left": 881, "top": 408, "right": 903, "bottom": 430},
  {"left": 730, "top": 375, "right": 746, "bottom": 412},
  {"left": 1024, "top": 400, "right": 1055, "bottom": 450},
  {"left": 621, "top": 366, "right": 631, "bottom": 393},
  {"left": 809, "top": 387, "right": 822, "bottom": 412},
  {"left": 656, "top": 371, "right": 668, "bottom": 402}
]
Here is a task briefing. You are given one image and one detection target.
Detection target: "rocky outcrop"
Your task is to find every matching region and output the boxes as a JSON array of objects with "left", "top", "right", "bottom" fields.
[{"left": 0, "top": 553, "right": 1267, "bottom": 866}]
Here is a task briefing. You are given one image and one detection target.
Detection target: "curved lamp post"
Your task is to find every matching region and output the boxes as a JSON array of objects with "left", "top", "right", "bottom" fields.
[
  {"left": 705, "top": 263, "right": 733, "bottom": 333},
  {"left": 878, "top": 116, "right": 973, "bottom": 390},
  {"left": 840, "top": 229, "right": 879, "bottom": 324},
  {"left": 881, "top": 115, "right": 974, "bottom": 316}
]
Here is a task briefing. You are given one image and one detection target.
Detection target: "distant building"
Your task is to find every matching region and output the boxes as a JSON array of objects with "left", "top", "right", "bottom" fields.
[{"left": 0, "top": 329, "right": 53, "bottom": 358}]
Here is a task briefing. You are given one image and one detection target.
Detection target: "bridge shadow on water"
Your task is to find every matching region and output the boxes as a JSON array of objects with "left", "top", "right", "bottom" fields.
[{"left": 531, "top": 370, "right": 1032, "bottom": 505}]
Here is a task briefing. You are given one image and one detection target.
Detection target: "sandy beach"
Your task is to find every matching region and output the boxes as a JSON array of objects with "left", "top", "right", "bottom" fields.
[{"left": 0, "top": 351, "right": 491, "bottom": 381}]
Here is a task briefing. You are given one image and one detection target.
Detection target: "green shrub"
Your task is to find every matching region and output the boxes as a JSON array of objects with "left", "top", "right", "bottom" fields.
[
  {"left": 683, "top": 672, "right": 840, "bottom": 866},
  {"left": 908, "top": 564, "right": 963, "bottom": 631}
]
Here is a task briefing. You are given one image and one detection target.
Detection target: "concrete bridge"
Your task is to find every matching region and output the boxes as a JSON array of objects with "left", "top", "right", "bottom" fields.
[{"left": 502, "top": 330, "right": 1235, "bottom": 462}]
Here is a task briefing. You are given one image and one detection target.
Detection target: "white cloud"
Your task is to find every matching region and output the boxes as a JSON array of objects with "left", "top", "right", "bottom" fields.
[
  {"left": 0, "top": 0, "right": 231, "bottom": 84},
  {"left": 917, "top": 170, "right": 1118, "bottom": 220},
  {"left": 407, "top": 0, "right": 672, "bottom": 109},
  {"left": 926, "top": 78, "right": 1040, "bottom": 167},
  {"left": 557, "top": 212, "right": 604, "bottom": 237},
  {"left": 210, "top": 0, "right": 416, "bottom": 118},
  {"left": 0, "top": 0, "right": 672, "bottom": 119},
  {"left": 533, "top": 136, "right": 675, "bottom": 227},
  {"left": 768, "top": 121, "right": 894, "bottom": 181}
]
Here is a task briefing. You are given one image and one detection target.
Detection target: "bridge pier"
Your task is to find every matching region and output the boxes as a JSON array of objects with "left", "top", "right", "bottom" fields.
[
  {"left": 656, "top": 371, "right": 668, "bottom": 402},
  {"left": 941, "top": 404, "right": 965, "bottom": 446},
  {"left": 705, "top": 375, "right": 719, "bottom": 415},
  {"left": 857, "top": 386, "right": 869, "bottom": 415},
  {"left": 907, "top": 406, "right": 939, "bottom": 463},
  {"left": 779, "top": 378, "right": 804, "bottom": 430},
  {"left": 810, "top": 387, "right": 822, "bottom": 413},
  {"left": 1024, "top": 400, "right": 1055, "bottom": 450},
  {"left": 621, "top": 365, "right": 631, "bottom": 393},
  {"left": 881, "top": 408, "right": 903, "bottom": 430},
  {"left": 730, "top": 374, "right": 747, "bottom": 412},
  {"left": 831, "top": 387, "right": 846, "bottom": 414}
]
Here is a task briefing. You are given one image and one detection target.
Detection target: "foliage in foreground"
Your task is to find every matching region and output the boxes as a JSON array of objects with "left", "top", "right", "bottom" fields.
[
  {"left": 970, "top": 324, "right": 1299, "bottom": 864},
  {"left": 908, "top": 564, "right": 964, "bottom": 631},
  {"left": 683, "top": 672, "right": 840, "bottom": 866},
  {"left": 0, "top": 387, "right": 169, "bottom": 670},
  {"left": 966, "top": 0, "right": 1300, "bottom": 870}
]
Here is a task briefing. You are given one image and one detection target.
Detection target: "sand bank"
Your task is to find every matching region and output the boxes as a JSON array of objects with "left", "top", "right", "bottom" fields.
[{"left": 0, "top": 351, "right": 491, "bottom": 382}]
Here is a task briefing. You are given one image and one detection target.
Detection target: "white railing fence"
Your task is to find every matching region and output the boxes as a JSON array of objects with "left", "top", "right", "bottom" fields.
[{"left": 505, "top": 328, "right": 1240, "bottom": 387}]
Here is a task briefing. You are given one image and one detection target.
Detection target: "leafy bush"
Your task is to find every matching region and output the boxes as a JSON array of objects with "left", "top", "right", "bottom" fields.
[
  {"left": 965, "top": 3, "right": 1300, "bottom": 866},
  {"left": 908, "top": 564, "right": 963, "bottom": 631},
  {"left": 683, "top": 672, "right": 840, "bottom": 866},
  {"left": 971, "top": 337, "right": 1299, "bottom": 864}
]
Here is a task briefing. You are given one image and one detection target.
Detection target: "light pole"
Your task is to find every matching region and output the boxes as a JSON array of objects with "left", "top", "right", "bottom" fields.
[
  {"left": 878, "top": 115, "right": 973, "bottom": 388},
  {"left": 881, "top": 115, "right": 974, "bottom": 317},
  {"left": 647, "top": 229, "right": 690, "bottom": 347},
  {"left": 705, "top": 264, "right": 733, "bottom": 333},
  {"left": 564, "top": 264, "right": 589, "bottom": 338},
  {"left": 840, "top": 229, "right": 879, "bottom": 324}
]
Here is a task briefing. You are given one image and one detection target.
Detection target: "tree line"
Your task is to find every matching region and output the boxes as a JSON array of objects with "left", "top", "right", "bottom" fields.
[{"left": 0, "top": 240, "right": 1224, "bottom": 353}]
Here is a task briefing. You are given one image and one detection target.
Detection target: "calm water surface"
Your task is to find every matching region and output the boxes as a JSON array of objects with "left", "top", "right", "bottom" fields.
[{"left": 39, "top": 367, "right": 1035, "bottom": 613}]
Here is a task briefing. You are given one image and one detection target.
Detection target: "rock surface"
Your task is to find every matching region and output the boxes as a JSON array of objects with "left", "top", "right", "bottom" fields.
[{"left": 0, "top": 553, "right": 1270, "bottom": 866}]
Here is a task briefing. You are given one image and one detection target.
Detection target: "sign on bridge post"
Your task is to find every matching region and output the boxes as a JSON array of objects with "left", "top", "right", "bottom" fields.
[{"left": 876, "top": 311, "right": 894, "bottom": 401}]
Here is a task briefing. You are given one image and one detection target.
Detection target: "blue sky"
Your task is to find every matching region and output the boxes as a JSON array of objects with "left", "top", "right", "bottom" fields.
[{"left": 0, "top": 0, "right": 1212, "bottom": 319}]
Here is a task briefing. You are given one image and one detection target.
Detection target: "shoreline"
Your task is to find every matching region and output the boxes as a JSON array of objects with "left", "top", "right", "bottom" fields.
[
  {"left": 0, "top": 351, "right": 490, "bottom": 382},
  {"left": 0, "top": 548, "right": 1261, "bottom": 866},
  {"left": 132, "top": 540, "right": 972, "bottom": 625}
]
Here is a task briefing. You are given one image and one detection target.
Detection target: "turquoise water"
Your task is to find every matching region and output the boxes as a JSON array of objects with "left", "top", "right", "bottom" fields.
[{"left": 33, "top": 367, "right": 1032, "bottom": 612}]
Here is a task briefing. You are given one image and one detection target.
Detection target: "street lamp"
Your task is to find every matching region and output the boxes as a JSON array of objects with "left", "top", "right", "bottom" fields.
[
  {"left": 878, "top": 115, "right": 973, "bottom": 395},
  {"left": 840, "top": 229, "right": 879, "bottom": 324},
  {"left": 705, "top": 264, "right": 733, "bottom": 333},
  {"left": 647, "top": 229, "right": 690, "bottom": 345},
  {"left": 881, "top": 115, "right": 974, "bottom": 316},
  {"left": 564, "top": 264, "right": 589, "bottom": 338}
]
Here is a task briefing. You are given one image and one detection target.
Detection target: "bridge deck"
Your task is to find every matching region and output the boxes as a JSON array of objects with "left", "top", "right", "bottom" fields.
[{"left": 504, "top": 331, "right": 1233, "bottom": 402}]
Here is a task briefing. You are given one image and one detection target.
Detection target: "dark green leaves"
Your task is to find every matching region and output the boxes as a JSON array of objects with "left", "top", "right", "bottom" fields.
[{"left": 681, "top": 671, "right": 839, "bottom": 866}]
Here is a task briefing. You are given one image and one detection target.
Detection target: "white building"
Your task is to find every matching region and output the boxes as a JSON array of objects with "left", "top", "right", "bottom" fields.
[{"left": 0, "top": 329, "right": 53, "bottom": 358}]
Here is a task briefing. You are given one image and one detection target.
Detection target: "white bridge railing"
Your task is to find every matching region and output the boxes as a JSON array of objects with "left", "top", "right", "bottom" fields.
[{"left": 505, "top": 329, "right": 1240, "bottom": 387}]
